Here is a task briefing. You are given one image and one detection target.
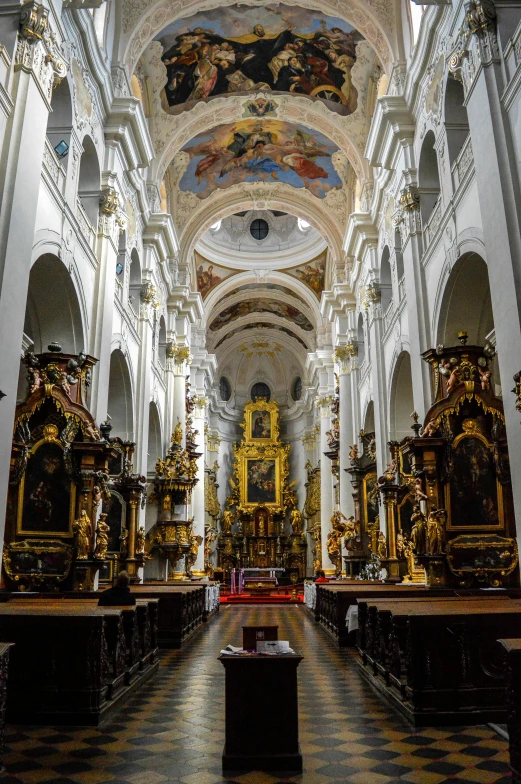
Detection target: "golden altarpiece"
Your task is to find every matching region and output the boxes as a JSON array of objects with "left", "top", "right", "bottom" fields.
[
  {"left": 3, "top": 344, "right": 148, "bottom": 591},
  {"left": 342, "top": 430, "right": 378, "bottom": 576},
  {"left": 217, "top": 398, "right": 306, "bottom": 579},
  {"left": 378, "top": 335, "right": 517, "bottom": 587}
]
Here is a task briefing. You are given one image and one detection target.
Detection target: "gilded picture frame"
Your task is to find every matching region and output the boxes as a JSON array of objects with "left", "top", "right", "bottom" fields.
[
  {"left": 239, "top": 453, "right": 282, "bottom": 511},
  {"left": 17, "top": 434, "right": 76, "bottom": 537},
  {"left": 243, "top": 398, "right": 280, "bottom": 443},
  {"left": 444, "top": 428, "right": 504, "bottom": 531}
]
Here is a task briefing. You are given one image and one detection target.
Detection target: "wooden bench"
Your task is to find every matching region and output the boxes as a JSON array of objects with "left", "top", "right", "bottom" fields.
[
  {"left": 356, "top": 597, "right": 521, "bottom": 725},
  {"left": 498, "top": 638, "right": 521, "bottom": 784},
  {"left": 315, "top": 583, "right": 452, "bottom": 646},
  {"left": 0, "top": 604, "right": 160, "bottom": 725}
]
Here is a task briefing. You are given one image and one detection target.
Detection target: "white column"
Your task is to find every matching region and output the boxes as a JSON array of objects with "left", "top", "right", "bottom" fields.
[
  {"left": 89, "top": 189, "right": 122, "bottom": 425},
  {"left": 0, "top": 6, "right": 65, "bottom": 558},
  {"left": 334, "top": 347, "right": 356, "bottom": 519},
  {"left": 171, "top": 347, "right": 190, "bottom": 447},
  {"left": 133, "top": 283, "right": 155, "bottom": 476},
  {"left": 190, "top": 396, "right": 206, "bottom": 575},
  {"left": 318, "top": 397, "right": 336, "bottom": 574}
]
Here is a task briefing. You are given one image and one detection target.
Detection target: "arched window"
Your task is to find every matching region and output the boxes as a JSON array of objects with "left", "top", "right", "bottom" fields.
[
  {"left": 77, "top": 136, "right": 101, "bottom": 227},
  {"left": 219, "top": 376, "right": 232, "bottom": 401},
  {"left": 251, "top": 382, "right": 271, "bottom": 401},
  {"left": 418, "top": 130, "right": 441, "bottom": 225},
  {"left": 291, "top": 376, "right": 303, "bottom": 401},
  {"left": 445, "top": 76, "right": 470, "bottom": 166}
]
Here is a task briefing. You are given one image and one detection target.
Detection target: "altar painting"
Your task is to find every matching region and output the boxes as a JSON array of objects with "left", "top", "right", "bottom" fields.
[
  {"left": 155, "top": 4, "right": 363, "bottom": 114},
  {"left": 448, "top": 435, "right": 503, "bottom": 530},
  {"left": 247, "top": 459, "right": 277, "bottom": 505},
  {"left": 178, "top": 120, "right": 342, "bottom": 200},
  {"left": 251, "top": 410, "right": 272, "bottom": 439},
  {"left": 18, "top": 442, "right": 74, "bottom": 536}
]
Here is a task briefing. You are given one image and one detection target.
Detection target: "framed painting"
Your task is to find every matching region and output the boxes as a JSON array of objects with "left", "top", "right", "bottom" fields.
[
  {"left": 17, "top": 440, "right": 75, "bottom": 537},
  {"left": 240, "top": 456, "right": 282, "bottom": 509},
  {"left": 445, "top": 432, "right": 504, "bottom": 531},
  {"left": 251, "top": 410, "right": 272, "bottom": 440}
]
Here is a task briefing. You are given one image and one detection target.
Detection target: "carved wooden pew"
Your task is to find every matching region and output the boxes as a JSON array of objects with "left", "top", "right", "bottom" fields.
[
  {"left": 316, "top": 583, "right": 451, "bottom": 647},
  {"left": 357, "top": 598, "right": 521, "bottom": 726},
  {"left": 498, "top": 638, "right": 521, "bottom": 784},
  {"left": 0, "top": 604, "right": 149, "bottom": 725},
  {"left": 7, "top": 596, "right": 159, "bottom": 676}
]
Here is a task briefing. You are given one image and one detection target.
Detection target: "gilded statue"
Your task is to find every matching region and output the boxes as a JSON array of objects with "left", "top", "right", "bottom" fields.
[
  {"left": 94, "top": 513, "right": 110, "bottom": 560},
  {"left": 221, "top": 510, "right": 234, "bottom": 533},
  {"left": 344, "top": 516, "right": 363, "bottom": 553},
  {"left": 410, "top": 503, "right": 427, "bottom": 555},
  {"left": 377, "top": 531, "right": 387, "bottom": 559},
  {"left": 258, "top": 513, "right": 266, "bottom": 536},
  {"left": 348, "top": 444, "right": 359, "bottom": 463},
  {"left": 171, "top": 420, "right": 183, "bottom": 445},
  {"left": 427, "top": 508, "right": 447, "bottom": 555},
  {"left": 422, "top": 420, "right": 438, "bottom": 437},
  {"left": 73, "top": 510, "right": 91, "bottom": 560},
  {"left": 396, "top": 529, "right": 406, "bottom": 559},
  {"left": 136, "top": 525, "right": 146, "bottom": 555},
  {"left": 290, "top": 508, "right": 303, "bottom": 535},
  {"left": 120, "top": 527, "right": 128, "bottom": 554}
]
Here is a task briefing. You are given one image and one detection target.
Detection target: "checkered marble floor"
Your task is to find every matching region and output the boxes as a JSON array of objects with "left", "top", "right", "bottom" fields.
[{"left": 1, "top": 605, "right": 512, "bottom": 784}]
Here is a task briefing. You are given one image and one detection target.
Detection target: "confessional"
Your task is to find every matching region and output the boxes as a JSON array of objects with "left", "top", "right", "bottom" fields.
[
  {"left": 378, "top": 335, "right": 517, "bottom": 587},
  {"left": 5, "top": 345, "right": 121, "bottom": 590}
]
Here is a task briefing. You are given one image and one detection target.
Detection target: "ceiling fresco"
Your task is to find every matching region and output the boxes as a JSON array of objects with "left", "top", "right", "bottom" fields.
[
  {"left": 154, "top": 4, "right": 364, "bottom": 115},
  {"left": 178, "top": 119, "right": 342, "bottom": 200},
  {"left": 195, "top": 253, "right": 239, "bottom": 298},
  {"left": 213, "top": 321, "right": 309, "bottom": 350},
  {"left": 284, "top": 251, "right": 326, "bottom": 298},
  {"left": 208, "top": 298, "right": 314, "bottom": 331},
  {"left": 232, "top": 283, "right": 307, "bottom": 305}
]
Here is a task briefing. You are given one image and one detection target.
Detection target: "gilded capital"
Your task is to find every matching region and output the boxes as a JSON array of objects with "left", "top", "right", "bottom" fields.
[
  {"left": 99, "top": 187, "right": 119, "bottom": 215},
  {"left": 20, "top": 2, "right": 48, "bottom": 43}
]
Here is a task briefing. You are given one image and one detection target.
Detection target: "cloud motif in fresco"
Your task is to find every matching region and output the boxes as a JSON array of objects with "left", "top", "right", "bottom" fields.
[
  {"left": 209, "top": 299, "right": 313, "bottom": 331},
  {"left": 179, "top": 119, "right": 342, "bottom": 200},
  {"left": 154, "top": 4, "right": 363, "bottom": 115}
]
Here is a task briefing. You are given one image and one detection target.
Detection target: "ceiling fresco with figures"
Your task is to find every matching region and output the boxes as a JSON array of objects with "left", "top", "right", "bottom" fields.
[
  {"left": 209, "top": 298, "right": 314, "bottom": 332},
  {"left": 154, "top": 4, "right": 363, "bottom": 115},
  {"left": 213, "top": 322, "right": 310, "bottom": 350},
  {"left": 178, "top": 120, "right": 342, "bottom": 200}
]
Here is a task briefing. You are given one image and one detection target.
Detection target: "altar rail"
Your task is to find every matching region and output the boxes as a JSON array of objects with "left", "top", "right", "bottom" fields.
[{"left": 356, "top": 596, "right": 521, "bottom": 726}]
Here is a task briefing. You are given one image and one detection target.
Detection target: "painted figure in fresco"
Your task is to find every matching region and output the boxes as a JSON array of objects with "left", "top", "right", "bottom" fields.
[
  {"left": 252, "top": 411, "right": 270, "bottom": 438},
  {"left": 157, "top": 5, "right": 363, "bottom": 112},
  {"left": 208, "top": 296, "right": 314, "bottom": 331}
]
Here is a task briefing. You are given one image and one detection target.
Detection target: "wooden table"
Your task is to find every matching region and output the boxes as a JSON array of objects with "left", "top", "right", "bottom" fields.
[{"left": 219, "top": 653, "right": 303, "bottom": 772}]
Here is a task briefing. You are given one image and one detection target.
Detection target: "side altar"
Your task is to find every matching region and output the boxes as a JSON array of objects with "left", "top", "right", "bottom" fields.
[{"left": 217, "top": 398, "right": 306, "bottom": 579}]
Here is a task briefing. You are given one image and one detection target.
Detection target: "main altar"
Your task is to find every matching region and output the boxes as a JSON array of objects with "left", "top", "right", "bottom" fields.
[{"left": 217, "top": 398, "right": 306, "bottom": 579}]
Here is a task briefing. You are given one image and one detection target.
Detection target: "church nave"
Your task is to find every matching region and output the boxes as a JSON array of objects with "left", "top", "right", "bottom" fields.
[{"left": 1, "top": 606, "right": 510, "bottom": 784}]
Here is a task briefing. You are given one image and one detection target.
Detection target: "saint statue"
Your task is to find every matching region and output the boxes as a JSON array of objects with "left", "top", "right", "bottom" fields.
[
  {"left": 94, "top": 513, "right": 110, "bottom": 560},
  {"left": 136, "top": 525, "right": 146, "bottom": 555},
  {"left": 258, "top": 513, "right": 266, "bottom": 536},
  {"left": 289, "top": 508, "right": 303, "bottom": 534},
  {"left": 73, "top": 509, "right": 91, "bottom": 560},
  {"left": 427, "top": 508, "right": 447, "bottom": 555},
  {"left": 410, "top": 504, "right": 427, "bottom": 555},
  {"left": 377, "top": 531, "right": 387, "bottom": 559}
]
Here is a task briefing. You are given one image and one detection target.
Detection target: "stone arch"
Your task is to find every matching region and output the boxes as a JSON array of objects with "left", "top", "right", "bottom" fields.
[
  {"left": 389, "top": 351, "right": 414, "bottom": 441},
  {"left": 418, "top": 130, "right": 440, "bottom": 225},
  {"left": 436, "top": 252, "right": 494, "bottom": 349},
  {"left": 46, "top": 76, "right": 73, "bottom": 170},
  {"left": 107, "top": 349, "right": 135, "bottom": 441},
  {"left": 444, "top": 75, "right": 469, "bottom": 166},
  {"left": 147, "top": 400, "right": 162, "bottom": 474}
]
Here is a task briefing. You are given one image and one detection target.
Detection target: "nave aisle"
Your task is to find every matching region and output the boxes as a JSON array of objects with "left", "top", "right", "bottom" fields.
[{"left": 1, "top": 606, "right": 511, "bottom": 784}]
